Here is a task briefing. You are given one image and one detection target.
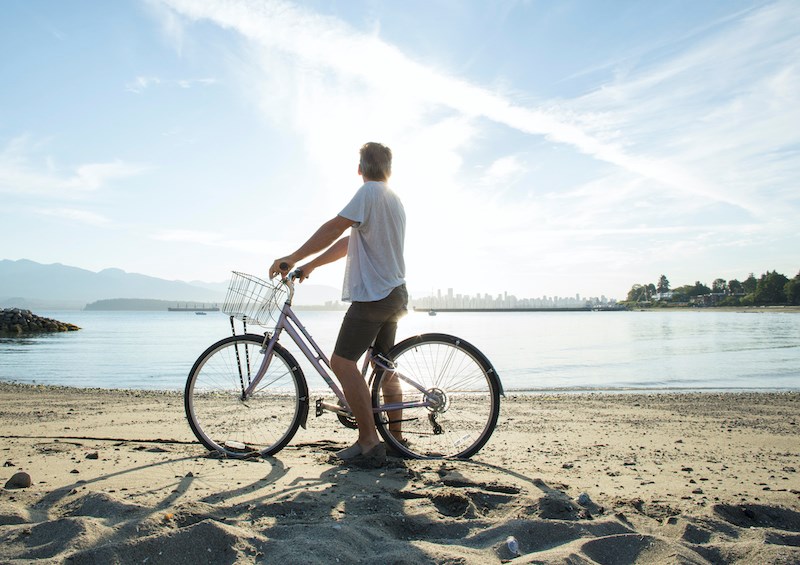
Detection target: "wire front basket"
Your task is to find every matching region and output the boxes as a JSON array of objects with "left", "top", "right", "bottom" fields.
[{"left": 222, "top": 271, "right": 288, "bottom": 327}]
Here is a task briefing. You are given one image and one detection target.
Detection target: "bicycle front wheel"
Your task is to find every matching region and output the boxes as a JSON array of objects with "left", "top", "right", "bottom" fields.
[
  {"left": 185, "top": 334, "right": 308, "bottom": 458},
  {"left": 372, "top": 333, "right": 501, "bottom": 459}
]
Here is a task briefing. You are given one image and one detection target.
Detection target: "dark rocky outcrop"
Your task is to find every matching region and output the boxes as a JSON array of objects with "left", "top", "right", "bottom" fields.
[{"left": 0, "top": 308, "right": 80, "bottom": 334}]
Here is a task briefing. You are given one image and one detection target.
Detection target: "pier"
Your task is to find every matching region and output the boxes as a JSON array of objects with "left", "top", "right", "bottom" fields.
[{"left": 167, "top": 304, "right": 220, "bottom": 312}]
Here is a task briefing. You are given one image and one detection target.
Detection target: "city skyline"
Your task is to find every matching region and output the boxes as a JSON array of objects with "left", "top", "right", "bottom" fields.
[{"left": 409, "top": 287, "right": 614, "bottom": 310}]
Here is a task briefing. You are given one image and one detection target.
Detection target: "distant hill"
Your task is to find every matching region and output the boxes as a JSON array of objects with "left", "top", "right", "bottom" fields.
[{"left": 0, "top": 259, "right": 341, "bottom": 309}]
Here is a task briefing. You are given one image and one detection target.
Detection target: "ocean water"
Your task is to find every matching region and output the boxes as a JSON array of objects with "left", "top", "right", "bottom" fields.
[{"left": 0, "top": 309, "right": 798, "bottom": 392}]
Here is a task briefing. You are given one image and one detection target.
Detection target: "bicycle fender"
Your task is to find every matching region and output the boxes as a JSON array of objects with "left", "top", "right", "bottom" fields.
[{"left": 298, "top": 391, "right": 310, "bottom": 429}]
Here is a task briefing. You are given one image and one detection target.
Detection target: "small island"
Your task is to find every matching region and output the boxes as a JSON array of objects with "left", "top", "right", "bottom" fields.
[{"left": 0, "top": 308, "right": 80, "bottom": 334}]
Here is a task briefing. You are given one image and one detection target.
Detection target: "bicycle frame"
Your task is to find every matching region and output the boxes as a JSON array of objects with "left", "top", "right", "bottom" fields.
[{"left": 240, "top": 281, "right": 433, "bottom": 420}]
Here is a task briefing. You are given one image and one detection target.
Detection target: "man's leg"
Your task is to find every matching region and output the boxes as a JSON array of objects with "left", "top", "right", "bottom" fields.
[
  {"left": 330, "top": 354, "right": 381, "bottom": 453},
  {"left": 379, "top": 371, "right": 403, "bottom": 441},
  {"left": 374, "top": 319, "right": 404, "bottom": 441},
  {"left": 331, "top": 286, "right": 407, "bottom": 459}
]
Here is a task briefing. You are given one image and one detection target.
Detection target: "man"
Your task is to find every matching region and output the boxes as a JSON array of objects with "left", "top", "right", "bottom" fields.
[{"left": 269, "top": 142, "right": 406, "bottom": 467}]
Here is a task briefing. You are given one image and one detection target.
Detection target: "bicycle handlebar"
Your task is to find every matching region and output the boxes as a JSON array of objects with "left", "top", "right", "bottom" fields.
[{"left": 279, "top": 262, "right": 304, "bottom": 281}]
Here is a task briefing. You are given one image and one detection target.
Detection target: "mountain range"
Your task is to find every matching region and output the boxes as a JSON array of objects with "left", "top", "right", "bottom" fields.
[{"left": 0, "top": 259, "right": 341, "bottom": 309}]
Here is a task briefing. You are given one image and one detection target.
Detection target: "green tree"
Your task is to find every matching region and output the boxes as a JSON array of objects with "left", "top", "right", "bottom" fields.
[
  {"left": 754, "top": 271, "right": 789, "bottom": 304},
  {"left": 626, "top": 283, "right": 656, "bottom": 302},
  {"left": 692, "top": 281, "right": 711, "bottom": 297},
  {"left": 712, "top": 278, "right": 727, "bottom": 293},
  {"left": 728, "top": 279, "right": 743, "bottom": 295},
  {"left": 785, "top": 271, "right": 800, "bottom": 305},
  {"left": 626, "top": 284, "right": 645, "bottom": 302},
  {"left": 657, "top": 275, "right": 670, "bottom": 293},
  {"left": 742, "top": 273, "right": 757, "bottom": 294}
]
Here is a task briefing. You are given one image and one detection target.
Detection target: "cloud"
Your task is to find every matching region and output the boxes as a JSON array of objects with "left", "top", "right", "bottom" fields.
[
  {"left": 481, "top": 155, "right": 527, "bottom": 188},
  {"left": 36, "top": 208, "right": 113, "bottom": 227},
  {"left": 150, "top": 0, "right": 800, "bottom": 295},
  {"left": 152, "top": 0, "right": 798, "bottom": 217},
  {"left": 126, "top": 75, "right": 217, "bottom": 93},
  {"left": 63, "top": 161, "right": 149, "bottom": 191},
  {"left": 125, "top": 76, "right": 162, "bottom": 93},
  {"left": 151, "top": 229, "right": 279, "bottom": 252},
  {"left": 151, "top": 229, "right": 223, "bottom": 245},
  {"left": 0, "top": 136, "right": 149, "bottom": 196},
  {"left": 567, "top": 1, "right": 800, "bottom": 218}
]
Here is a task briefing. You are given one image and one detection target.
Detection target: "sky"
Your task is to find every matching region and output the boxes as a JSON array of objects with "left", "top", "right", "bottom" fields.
[{"left": 1, "top": 0, "right": 798, "bottom": 301}]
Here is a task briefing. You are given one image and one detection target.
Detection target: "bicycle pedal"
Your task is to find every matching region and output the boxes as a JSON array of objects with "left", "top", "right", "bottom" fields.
[{"left": 315, "top": 398, "right": 323, "bottom": 417}]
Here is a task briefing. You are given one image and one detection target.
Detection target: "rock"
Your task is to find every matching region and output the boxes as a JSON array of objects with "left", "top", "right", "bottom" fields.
[
  {"left": 4, "top": 471, "right": 32, "bottom": 488},
  {"left": 0, "top": 308, "right": 80, "bottom": 334},
  {"left": 86, "top": 452, "right": 100, "bottom": 460}
]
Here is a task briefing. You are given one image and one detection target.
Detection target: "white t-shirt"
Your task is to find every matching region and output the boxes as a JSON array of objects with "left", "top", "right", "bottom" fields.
[{"left": 339, "top": 181, "right": 406, "bottom": 302}]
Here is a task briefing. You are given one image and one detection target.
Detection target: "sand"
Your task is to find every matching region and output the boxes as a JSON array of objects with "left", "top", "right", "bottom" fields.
[{"left": 0, "top": 383, "right": 798, "bottom": 564}]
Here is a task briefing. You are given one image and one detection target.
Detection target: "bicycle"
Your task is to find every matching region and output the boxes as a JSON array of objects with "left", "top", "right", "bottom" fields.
[{"left": 184, "top": 271, "right": 503, "bottom": 460}]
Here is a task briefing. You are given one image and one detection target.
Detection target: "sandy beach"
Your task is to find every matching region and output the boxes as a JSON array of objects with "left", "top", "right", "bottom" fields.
[{"left": 1, "top": 383, "right": 798, "bottom": 564}]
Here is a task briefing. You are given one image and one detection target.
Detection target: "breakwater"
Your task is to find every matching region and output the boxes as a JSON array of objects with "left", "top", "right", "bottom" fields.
[{"left": 0, "top": 308, "right": 80, "bottom": 334}]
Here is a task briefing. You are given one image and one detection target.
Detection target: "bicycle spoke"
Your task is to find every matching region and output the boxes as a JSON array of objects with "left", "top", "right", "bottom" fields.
[
  {"left": 372, "top": 334, "right": 500, "bottom": 459},
  {"left": 185, "top": 335, "right": 307, "bottom": 458}
]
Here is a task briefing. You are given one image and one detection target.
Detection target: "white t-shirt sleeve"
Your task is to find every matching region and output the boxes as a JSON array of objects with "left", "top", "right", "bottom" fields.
[{"left": 339, "top": 184, "right": 370, "bottom": 226}]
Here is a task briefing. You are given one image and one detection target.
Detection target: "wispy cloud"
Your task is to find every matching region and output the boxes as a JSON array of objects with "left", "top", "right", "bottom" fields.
[
  {"left": 480, "top": 155, "right": 527, "bottom": 189},
  {"left": 125, "top": 75, "right": 217, "bottom": 93},
  {"left": 0, "top": 136, "right": 149, "bottom": 196},
  {"left": 36, "top": 208, "right": 113, "bottom": 227},
  {"left": 154, "top": 0, "right": 798, "bottom": 218},
  {"left": 151, "top": 0, "right": 799, "bottom": 293},
  {"left": 568, "top": 1, "right": 800, "bottom": 218},
  {"left": 151, "top": 229, "right": 223, "bottom": 245},
  {"left": 125, "top": 75, "right": 161, "bottom": 93},
  {"left": 151, "top": 229, "right": 279, "bottom": 252},
  {"left": 63, "top": 161, "right": 149, "bottom": 191}
]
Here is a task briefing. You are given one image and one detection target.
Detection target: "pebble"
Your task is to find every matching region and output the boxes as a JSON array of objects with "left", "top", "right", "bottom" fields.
[{"left": 4, "top": 471, "right": 32, "bottom": 488}]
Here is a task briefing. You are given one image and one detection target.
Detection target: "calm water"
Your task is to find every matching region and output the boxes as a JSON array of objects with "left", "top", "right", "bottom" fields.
[{"left": 0, "top": 309, "right": 798, "bottom": 392}]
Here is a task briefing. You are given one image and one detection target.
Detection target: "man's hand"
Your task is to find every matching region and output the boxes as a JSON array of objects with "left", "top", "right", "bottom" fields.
[
  {"left": 295, "top": 263, "right": 315, "bottom": 282},
  {"left": 269, "top": 257, "right": 294, "bottom": 279}
]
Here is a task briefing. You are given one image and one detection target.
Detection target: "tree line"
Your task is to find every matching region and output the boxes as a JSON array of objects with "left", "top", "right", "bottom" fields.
[{"left": 625, "top": 269, "right": 800, "bottom": 306}]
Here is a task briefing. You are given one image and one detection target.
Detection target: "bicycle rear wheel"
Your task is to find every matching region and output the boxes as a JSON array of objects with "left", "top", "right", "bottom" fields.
[
  {"left": 371, "top": 333, "right": 501, "bottom": 459},
  {"left": 185, "top": 334, "right": 308, "bottom": 458}
]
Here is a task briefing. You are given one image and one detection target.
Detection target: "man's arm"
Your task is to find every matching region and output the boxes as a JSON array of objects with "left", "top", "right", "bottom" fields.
[
  {"left": 294, "top": 236, "right": 349, "bottom": 282},
  {"left": 270, "top": 215, "right": 354, "bottom": 278}
]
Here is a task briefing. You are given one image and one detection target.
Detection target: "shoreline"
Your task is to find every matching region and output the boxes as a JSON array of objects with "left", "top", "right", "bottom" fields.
[
  {"left": 1, "top": 384, "right": 798, "bottom": 563},
  {"left": 3, "top": 380, "right": 799, "bottom": 396},
  {"left": 633, "top": 305, "right": 800, "bottom": 313},
  {"left": 414, "top": 305, "right": 800, "bottom": 313}
]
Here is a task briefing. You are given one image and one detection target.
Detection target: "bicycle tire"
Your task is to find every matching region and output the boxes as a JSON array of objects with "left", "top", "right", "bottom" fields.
[
  {"left": 371, "top": 333, "right": 501, "bottom": 459},
  {"left": 185, "top": 334, "right": 309, "bottom": 458}
]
